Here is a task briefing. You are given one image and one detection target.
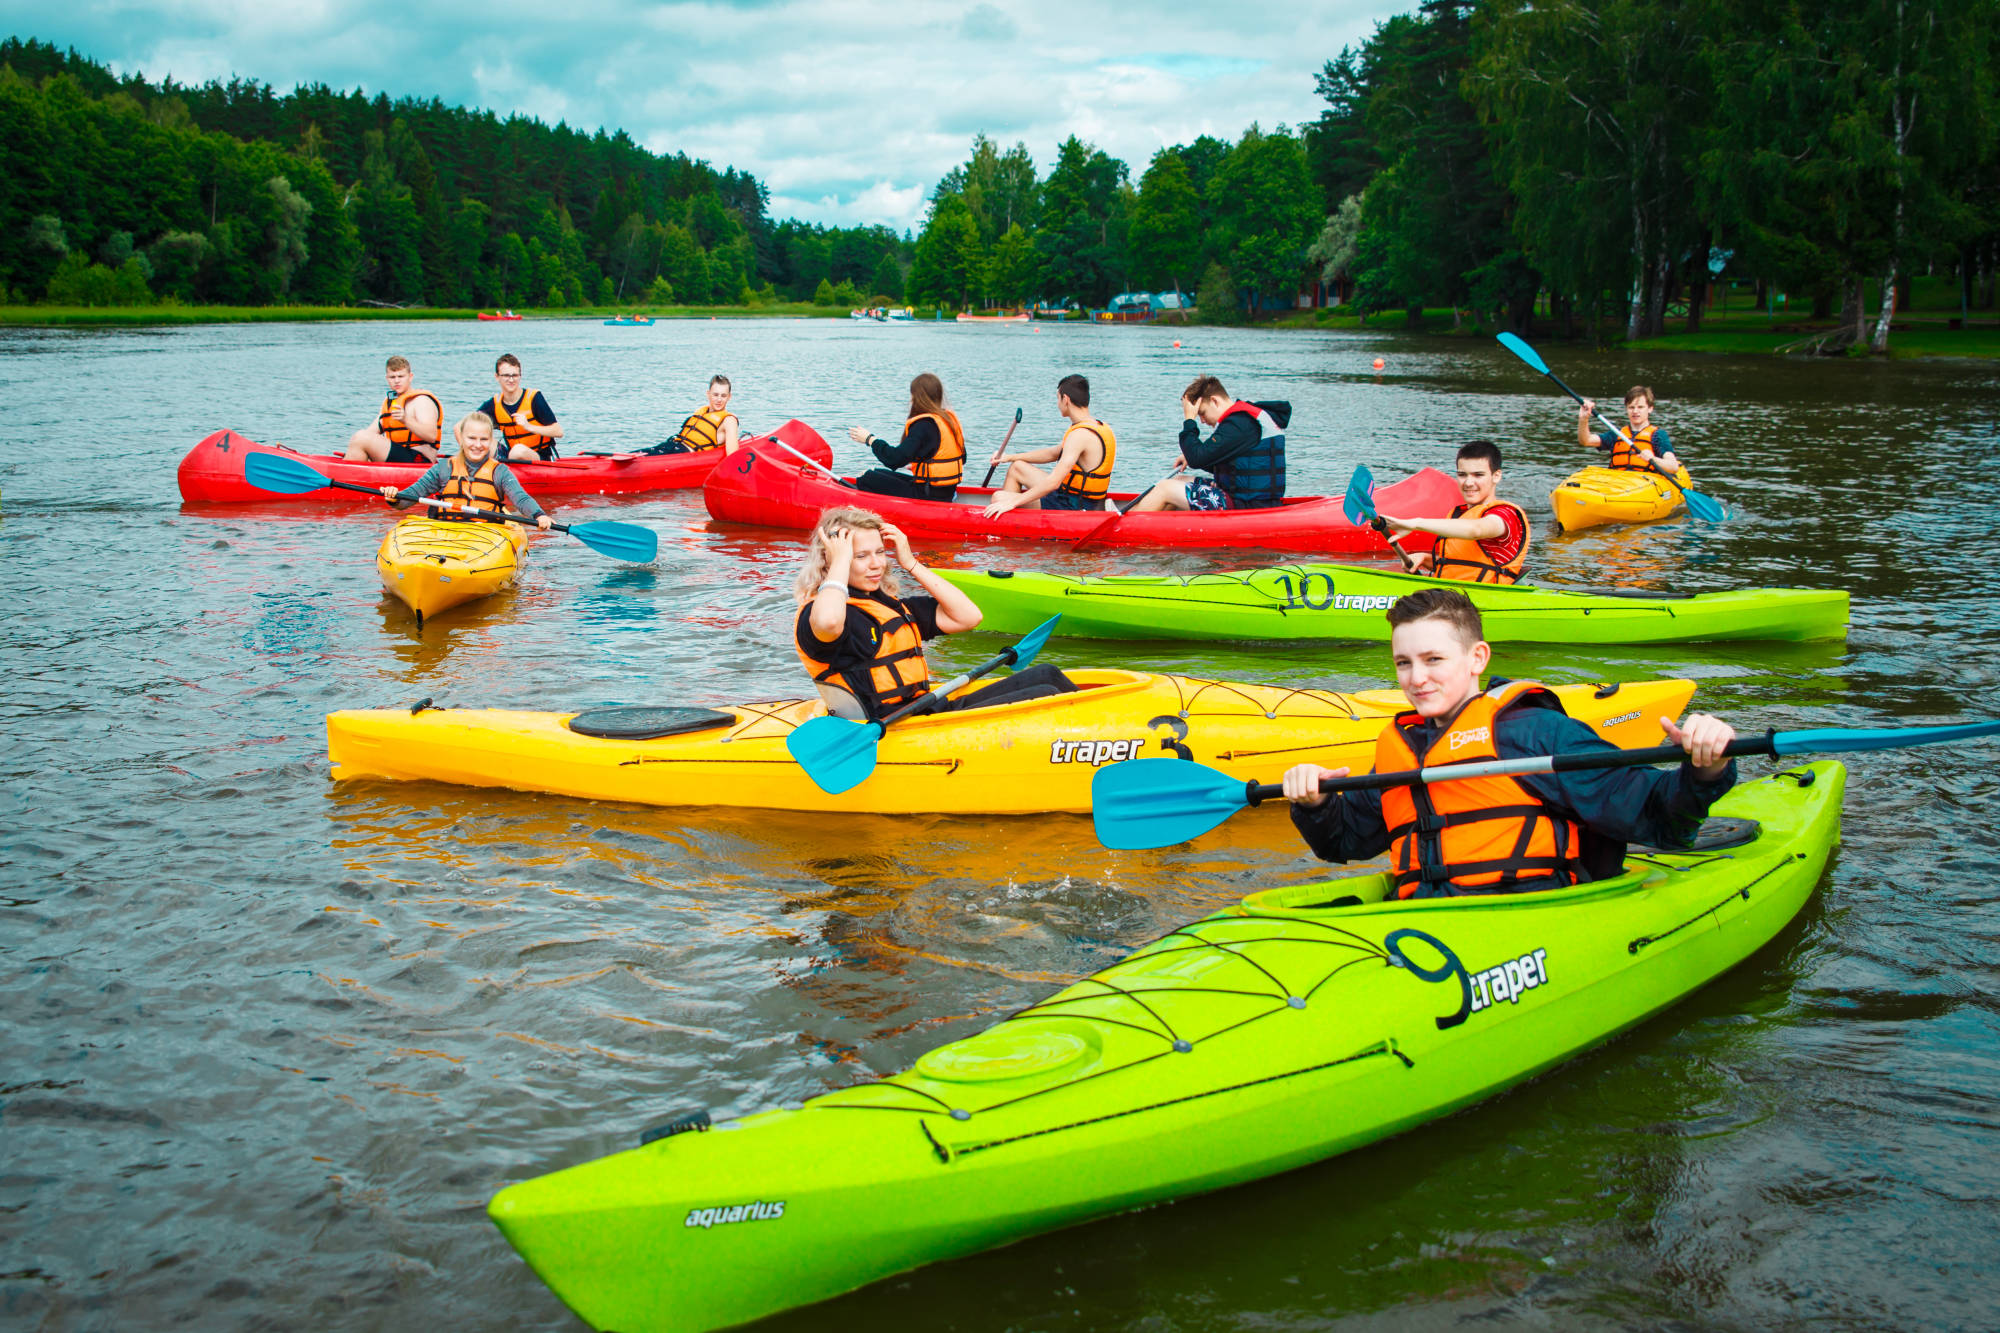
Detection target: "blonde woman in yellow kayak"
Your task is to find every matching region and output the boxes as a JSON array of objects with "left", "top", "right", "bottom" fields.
[
  {"left": 380, "top": 412, "right": 552, "bottom": 529},
  {"left": 794, "top": 506, "right": 1073, "bottom": 720}
]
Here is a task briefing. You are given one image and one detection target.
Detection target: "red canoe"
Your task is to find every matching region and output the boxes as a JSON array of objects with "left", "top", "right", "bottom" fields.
[
  {"left": 702, "top": 443, "right": 1458, "bottom": 554},
  {"left": 176, "top": 421, "right": 833, "bottom": 504}
]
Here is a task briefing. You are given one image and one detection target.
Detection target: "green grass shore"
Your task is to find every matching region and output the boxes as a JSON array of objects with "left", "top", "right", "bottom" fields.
[
  {"left": 1273, "top": 304, "right": 2000, "bottom": 360},
  {"left": 0, "top": 302, "right": 857, "bottom": 327}
]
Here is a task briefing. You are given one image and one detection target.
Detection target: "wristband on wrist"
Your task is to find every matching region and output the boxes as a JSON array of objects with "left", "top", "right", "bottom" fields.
[{"left": 817, "top": 580, "right": 847, "bottom": 596}]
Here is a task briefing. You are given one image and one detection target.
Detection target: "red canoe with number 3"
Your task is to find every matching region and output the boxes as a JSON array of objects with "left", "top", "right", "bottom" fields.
[
  {"left": 176, "top": 421, "right": 834, "bottom": 504},
  {"left": 702, "top": 443, "right": 1459, "bottom": 554}
]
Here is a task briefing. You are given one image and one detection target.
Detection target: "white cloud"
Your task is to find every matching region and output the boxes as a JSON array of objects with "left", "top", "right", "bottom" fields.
[{"left": 15, "top": 0, "right": 1400, "bottom": 225}]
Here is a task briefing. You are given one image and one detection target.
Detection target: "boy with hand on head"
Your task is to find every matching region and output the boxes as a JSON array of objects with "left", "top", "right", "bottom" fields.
[{"left": 1282, "top": 589, "right": 1736, "bottom": 899}]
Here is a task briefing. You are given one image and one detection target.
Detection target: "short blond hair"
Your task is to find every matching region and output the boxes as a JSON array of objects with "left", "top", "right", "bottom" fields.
[
  {"left": 455, "top": 410, "right": 495, "bottom": 445},
  {"left": 385, "top": 355, "right": 411, "bottom": 372}
]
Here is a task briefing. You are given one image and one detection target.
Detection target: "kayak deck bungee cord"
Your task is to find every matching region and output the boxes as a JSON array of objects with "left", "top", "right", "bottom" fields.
[
  {"left": 325, "top": 671, "right": 1695, "bottom": 815},
  {"left": 487, "top": 762, "right": 1845, "bottom": 1332},
  {"left": 374, "top": 516, "right": 526, "bottom": 625},
  {"left": 938, "top": 564, "right": 1848, "bottom": 644}
]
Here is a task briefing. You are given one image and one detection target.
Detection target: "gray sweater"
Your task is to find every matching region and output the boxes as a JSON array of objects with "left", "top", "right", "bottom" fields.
[{"left": 393, "top": 456, "right": 545, "bottom": 520}]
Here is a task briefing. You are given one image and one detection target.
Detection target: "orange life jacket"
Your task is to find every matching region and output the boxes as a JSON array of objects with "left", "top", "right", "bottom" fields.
[
  {"left": 494, "top": 388, "right": 557, "bottom": 459},
  {"left": 796, "top": 592, "right": 933, "bottom": 718},
  {"left": 1608, "top": 423, "right": 1660, "bottom": 471},
  {"left": 1430, "top": 499, "right": 1529, "bottom": 585},
  {"left": 1055, "top": 421, "right": 1117, "bottom": 502},
  {"left": 1376, "top": 680, "right": 1585, "bottom": 899},
  {"left": 908, "top": 411, "right": 966, "bottom": 489},
  {"left": 436, "top": 453, "right": 507, "bottom": 519},
  {"left": 672, "top": 406, "right": 737, "bottom": 452},
  {"left": 379, "top": 389, "right": 442, "bottom": 447}
]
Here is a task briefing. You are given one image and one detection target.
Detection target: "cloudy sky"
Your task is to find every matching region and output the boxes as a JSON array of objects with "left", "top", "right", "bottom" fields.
[{"left": 9, "top": 1, "right": 1403, "bottom": 230}]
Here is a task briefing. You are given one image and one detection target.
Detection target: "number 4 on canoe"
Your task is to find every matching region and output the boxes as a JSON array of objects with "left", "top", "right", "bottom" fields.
[
  {"left": 1091, "top": 719, "right": 2000, "bottom": 850},
  {"left": 243, "top": 451, "right": 659, "bottom": 563}
]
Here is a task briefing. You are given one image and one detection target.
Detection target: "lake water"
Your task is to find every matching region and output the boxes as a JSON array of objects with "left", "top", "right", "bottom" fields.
[{"left": 4, "top": 316, "right": 1999, "bottom": 1331}]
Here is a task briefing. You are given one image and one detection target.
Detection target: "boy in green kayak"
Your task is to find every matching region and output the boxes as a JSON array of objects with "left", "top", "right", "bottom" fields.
[
  {"left": 379, "top": 411, "right": 552, "bottom": 529},
  {"left": 1281, "top": 588, "right": 1735, "bottom": 897}
]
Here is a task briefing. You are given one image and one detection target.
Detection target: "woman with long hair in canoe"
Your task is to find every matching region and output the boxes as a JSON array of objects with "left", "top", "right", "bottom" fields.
[
  {"left": 846, "top": 373, "right": 966, "bottom": 501},
  {"left": 795, "top": 505, "right": 1075, "bottom": 721}
]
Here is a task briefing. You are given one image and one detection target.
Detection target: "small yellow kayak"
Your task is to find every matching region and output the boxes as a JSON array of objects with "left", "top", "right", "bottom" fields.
[
  {"left": 1550, "top": 466, "right": 1682, "bottom": 533},
  {"left": 375, "top": 517, "right": 527, "bottom": 624}
]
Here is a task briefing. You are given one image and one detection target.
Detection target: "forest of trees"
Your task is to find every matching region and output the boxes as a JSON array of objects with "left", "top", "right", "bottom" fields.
[
  {"left": 0, "top": 37, "right": 911, "bottom": 310},
  {"left": 10, "top": 0, "right": 2000, "bottom": 350},
  {"left": 898, "top": 0, "right": 2000, "bottom": 348},
  {"left": 1305, "top": 0, "right": 2000, "bottom": 349}
]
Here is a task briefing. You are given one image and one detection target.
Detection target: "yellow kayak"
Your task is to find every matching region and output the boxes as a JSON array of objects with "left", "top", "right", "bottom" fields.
[
  {"left": 1550, "top": 466, "right": 1682, "bottom": 533},
  {"left": 375, "top": 517, "right": 527, "bottom": 624},
  {"left": 326, "top": 670, "right": 1696, "bottom": 815}
]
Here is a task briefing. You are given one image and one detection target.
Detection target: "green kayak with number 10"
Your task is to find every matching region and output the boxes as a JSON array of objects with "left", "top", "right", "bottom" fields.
[{"left": 936, "top": 563, "right": 1848, "bottom": 645}]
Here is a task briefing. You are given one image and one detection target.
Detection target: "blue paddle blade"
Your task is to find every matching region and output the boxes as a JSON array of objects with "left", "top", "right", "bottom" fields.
[
  {"left": 786, "top": 715, "right": 887, "bottom": 794},
  {"left": 1680, "top": 487, "right": 1727, "bottom": 523},
  {"left": 1092, "top": 758, "right": 1255, "bottom": 850},
  {"left": 1342, "top": 465, "right": 1378, "bottom": 526},
  {"left": 1007, "top": 614, "right": 1062, "bottom": 668},
  {"left": 243, "top": 451, "right": 334, "bottom": 495},
  {"left": 567, "top": 520, "right": 658, "bottom": 563},
  {"left": 1496, "top": 331, "right": 1549, "bottom": 375},
  {"left": 1771, "top": 719, "right": 2000, "bottom": 757}
]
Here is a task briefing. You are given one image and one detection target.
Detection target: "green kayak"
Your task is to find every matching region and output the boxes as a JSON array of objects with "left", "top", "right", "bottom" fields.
[
  {"left": 490, "top": 762, "right": 1845, "bottom": 1332},
  {"left": 937, "top": 564, "right": 1849, "bottom": 644}
]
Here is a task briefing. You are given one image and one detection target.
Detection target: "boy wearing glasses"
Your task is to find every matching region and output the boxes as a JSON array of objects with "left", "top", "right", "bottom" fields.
[{"left": 477, "top": 354, "right": 564, "bottom": 461}]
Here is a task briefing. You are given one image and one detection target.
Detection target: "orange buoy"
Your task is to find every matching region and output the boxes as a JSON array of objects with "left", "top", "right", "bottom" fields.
[
  {"left": 1372, "top": 357, "right": 1385, "bottom": 370},
  {"left": 1172, "top": 340, "right": 1182, "bottom": 348}
]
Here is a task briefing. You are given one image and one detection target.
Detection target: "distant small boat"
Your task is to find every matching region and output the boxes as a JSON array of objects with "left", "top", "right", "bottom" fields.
[
  {"left": 477, "top": 311, "right": 522, "bottom": 321},
  {"left": 604, "top": 316, "right": 656, "bottom": 326},
  {"left": 1033, "top": 306, "right": 1082, "bottom": 321},
  {"left": 849, "top": 308, "right": 888, "bottom": 321},
  {"left": 956, "top": 310, "right": 1029, "bottom": 323},
  {"left": 884, "top": 307, "right": 915, "bottom": 322}
]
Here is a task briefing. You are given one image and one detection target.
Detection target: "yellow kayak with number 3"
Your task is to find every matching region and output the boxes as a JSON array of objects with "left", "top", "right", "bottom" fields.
[{"left": 325, "top": 671, "right": 1697, "bottom": 816}]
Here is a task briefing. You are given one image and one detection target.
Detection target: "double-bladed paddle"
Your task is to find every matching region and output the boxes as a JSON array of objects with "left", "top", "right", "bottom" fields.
[
  {"left": 242, "top": 452, "right": 659, "bottom": 563},
  {"left": 1494, "top": 332, "right": 1726, "bottom": 522},
  {"left": 1091, "top": 719, "right": 2000, "bottom": 850},
  {"left": 979, "top": 407, "right": 1025, "bottom": 487},
  {"left": 1340, "top": 465, "right": 1421, "bottom": 572},
  {"left": 787, "top": 614, "right": 1062, "bottom": 794}
]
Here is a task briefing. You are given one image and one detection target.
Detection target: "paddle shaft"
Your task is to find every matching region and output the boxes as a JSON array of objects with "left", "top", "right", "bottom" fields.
[
  {"left": 875, "top": 642, "right": 1025, "bottom": 727},
  {"left": 314, "top": 474, "right": 562, "bottom": 532},
  {"left": 765, "top": 437, "right": 855, "bottom": 486},
  {"left": 979, "top": 408, "right": 1025, "bottom": 487},
  {"left": 1072, "top": 465, "right": 1185, "bottom": 551},
  {"left": 1241, "top": 734, "right": 1778, "bottom": 806},
  {"left": 1535, "top": 368, "right": 1692, "bottom": 489}
]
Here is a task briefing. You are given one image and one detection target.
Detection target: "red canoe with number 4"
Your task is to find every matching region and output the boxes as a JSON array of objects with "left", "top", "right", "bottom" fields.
[
  {"left": 702, "top": 443, "right": 1459, "bottom": 554},
  {"left": 176, "top": 421, "right": 834, "bottom": 504}
]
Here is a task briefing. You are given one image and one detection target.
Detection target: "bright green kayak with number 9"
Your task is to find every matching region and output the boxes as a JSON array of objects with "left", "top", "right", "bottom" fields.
[
  {"left": 489, "top": 763, "right": 1844, "bottom": 1332},
  {"left": 936, "top": 564, "right": 1848, "bottom": 644}
]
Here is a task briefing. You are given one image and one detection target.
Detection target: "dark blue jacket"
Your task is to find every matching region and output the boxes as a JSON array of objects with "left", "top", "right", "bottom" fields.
[
  {"left": 1291, "top": 695, "right": 1735, "bottom": 894},
  {"left": 1181, "top": 400, "right": 1290, "bottom": 508}
]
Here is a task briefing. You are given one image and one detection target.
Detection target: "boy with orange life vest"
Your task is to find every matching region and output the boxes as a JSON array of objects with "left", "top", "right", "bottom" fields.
[
  {"left": 1281, "top": 588, "right": 1736, "bottom": 898},
  {"left": 378, "top": 411, "right": 553, "bottom": 530},
  {"left": 982, "top": 374, "right": 1117, "bottom": 516},
  {"left": 1578, "top": 385, "right": 1688, "bottom": 483},
  {"left": 476, "top": 354, "right": 564, "bottom": 461},
  {"left": 648, "top": 376, "right": 741, "bottom": 455},
  {"left": 344, "top": 355, "right": 443, "bottom": 463},
  {"left": 1128, "top": 375, "right": 1291, "bottom": 513},
  {"left": 1378, "top": 440, "right": 1529, "bottom": 584},
  {"left": 795, "top": 506, "right": 1075, "bottom": 721},
  {"left": 846, "top": 373, "right": 966, "bottom": 501}
]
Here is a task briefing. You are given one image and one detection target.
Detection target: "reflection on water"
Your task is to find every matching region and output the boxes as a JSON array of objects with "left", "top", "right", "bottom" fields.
[{"left": 2, "top": 319, "right": 1999, "bottom": 1331}]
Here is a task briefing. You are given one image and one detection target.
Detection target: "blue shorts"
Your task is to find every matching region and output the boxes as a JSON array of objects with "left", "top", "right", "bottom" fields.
[
  {"left": 1185, "top": 477, "right": 1231, "bottom": 512},
  {"left": 1041, "top": 490, "right": 1097, "bottom": 511}
]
